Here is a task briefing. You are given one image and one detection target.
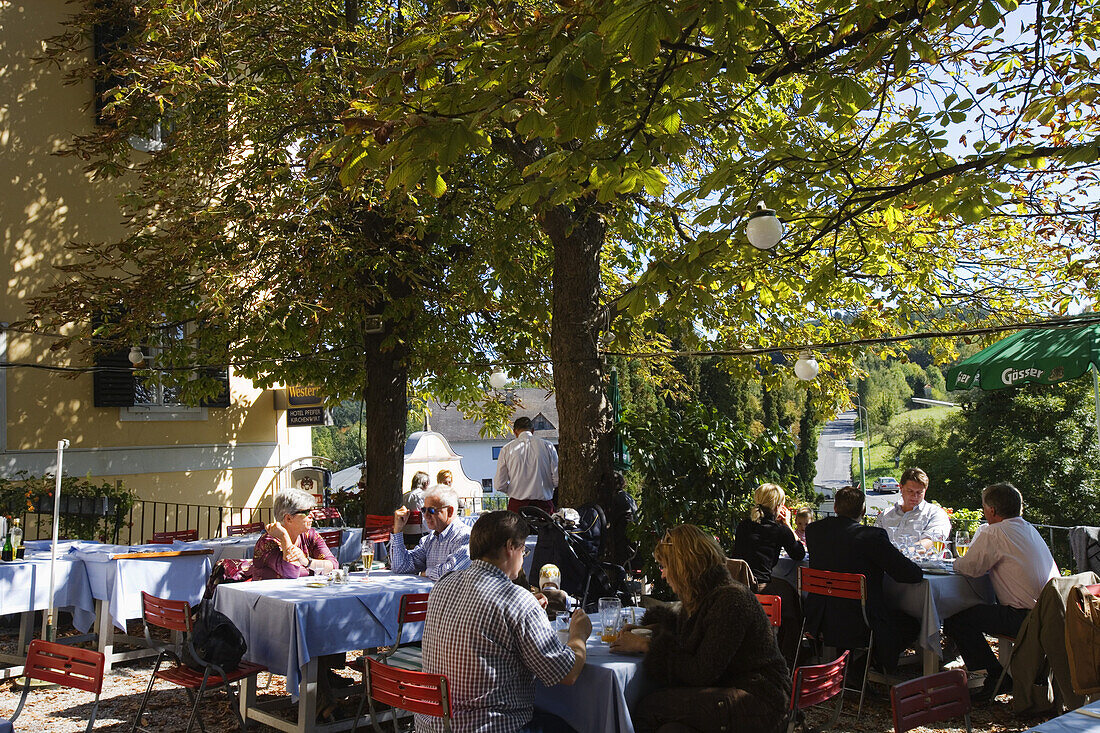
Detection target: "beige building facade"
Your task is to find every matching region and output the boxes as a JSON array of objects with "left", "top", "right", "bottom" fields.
[{"left": 1, "top": 1, "right": 310, "bottom": 525}]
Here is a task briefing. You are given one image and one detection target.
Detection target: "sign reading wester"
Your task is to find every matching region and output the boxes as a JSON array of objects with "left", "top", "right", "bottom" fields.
[{"left": 283, "top": 386, "right": 326, "bottom": 427}]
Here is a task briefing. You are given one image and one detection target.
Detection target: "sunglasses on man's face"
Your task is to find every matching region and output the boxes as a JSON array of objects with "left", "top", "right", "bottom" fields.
[{"left": 422, "top": 506, "right": 450, "bottom": 516}]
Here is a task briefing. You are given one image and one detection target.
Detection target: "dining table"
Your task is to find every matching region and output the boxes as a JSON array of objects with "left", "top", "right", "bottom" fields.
[
  {"left": 1026, "top": 698, "right": 1100, "bottom": 731},
  {"left": 534, "top": 622, "right": 651, "bottom": 733},
  {"left": 213, "top": 569, "right": 434, "bottom": 733},
  {"left": 178, "top": 527, "right": 364, "bottom": 567}
]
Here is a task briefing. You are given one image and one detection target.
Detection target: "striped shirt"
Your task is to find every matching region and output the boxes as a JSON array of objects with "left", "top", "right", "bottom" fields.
[
  {"left": 389, "top": 519, "right": 472, "bottom": 581},
  {"left": 418, "top": 560, "right": 575, "bottom": 732}
]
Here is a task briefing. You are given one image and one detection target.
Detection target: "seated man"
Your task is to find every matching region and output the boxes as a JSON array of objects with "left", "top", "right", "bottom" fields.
[
  {"left": 944, "top": 482, "right": 1058, "bottom": 702},
  {"left": 876, "top": 467, "right": 952, "bottom": 548},
  {"left": 390, "top": 485, "right": 471, "bottom": 581},
  {"left": 419, "top": 511, "right": 590, "bottom": 732},
  {"left": 806, "top": 485, "right": 923, "bottom": 673}
]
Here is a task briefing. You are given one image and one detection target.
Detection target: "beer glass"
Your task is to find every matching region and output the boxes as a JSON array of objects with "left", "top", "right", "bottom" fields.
[
  {"left": 599, "top": 597, "right": 622, "bottom": 642},
  {"left": 361, "top": 540, "right": 375, "bottom": 581},
  {"left": 955, "top": 530, "right": 971, "bottom": 558}
]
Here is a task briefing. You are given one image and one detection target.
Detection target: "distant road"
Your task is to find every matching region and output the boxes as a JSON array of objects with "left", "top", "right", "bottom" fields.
[{"left": 814, "top": 410, "right": 856, "bottom": 494}]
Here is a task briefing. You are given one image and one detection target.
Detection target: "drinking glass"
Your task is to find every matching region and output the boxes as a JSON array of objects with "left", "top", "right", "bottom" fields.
[
  {"left": 599, "top": 597, "right": 623, "bottom": 643},
  {"left": 361, "top": 540, "right": 375, "bottom": 581},
  {"left": 955, "top": 530, "right": 971, "bottom": 558},
  {"left": 931, "top": 531, "right": 947, "bottom": 555}
]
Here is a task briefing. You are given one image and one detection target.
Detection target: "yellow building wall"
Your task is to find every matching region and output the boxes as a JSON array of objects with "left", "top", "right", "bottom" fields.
[{"left": 1, "top": 1, "right": 312, "bottom": 514}]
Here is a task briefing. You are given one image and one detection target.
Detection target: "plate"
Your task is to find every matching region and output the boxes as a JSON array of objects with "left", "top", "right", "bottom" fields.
[{"left": 305, "top": 581, "right": 328, "bottom": 588}]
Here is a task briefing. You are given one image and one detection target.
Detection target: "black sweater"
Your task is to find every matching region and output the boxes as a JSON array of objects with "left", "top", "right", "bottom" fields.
[{"left": 732, "top": 509, "right": 806, "bottom": 585}]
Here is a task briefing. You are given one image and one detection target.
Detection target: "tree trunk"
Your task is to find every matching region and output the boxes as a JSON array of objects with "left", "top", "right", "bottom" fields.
[
  {"left": 542, "top": 200, "right": 613, "bottom": 509},
  {"left": 360, "top": 332, "right": 408, "bottom": 519}
]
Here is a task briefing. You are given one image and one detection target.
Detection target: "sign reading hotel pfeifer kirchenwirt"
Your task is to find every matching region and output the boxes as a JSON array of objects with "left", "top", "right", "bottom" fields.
[{"left": 281, "top": 385, "right": 327, "bottom": 427}]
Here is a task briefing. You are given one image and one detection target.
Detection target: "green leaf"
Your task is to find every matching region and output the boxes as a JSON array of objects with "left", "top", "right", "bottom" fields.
[{"left": 427, "top": 174, "right": 447, "bottom": 197}]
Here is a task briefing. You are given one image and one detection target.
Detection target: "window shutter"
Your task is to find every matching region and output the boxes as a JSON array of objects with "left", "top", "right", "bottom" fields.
[
  {"left": 200, "top": 367, "right": 231, "bottom": 408},
  {"left": 92, "top": 1, "right": 137, "bottom": 126},
  {"left": 93, "top": 347, "right": 135, "bottom": 407}
]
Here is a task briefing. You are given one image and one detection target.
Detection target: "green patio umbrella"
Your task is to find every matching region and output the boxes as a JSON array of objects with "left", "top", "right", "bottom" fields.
[{"left": 945, "top": 316, "right": 1100, "bottom": 451}]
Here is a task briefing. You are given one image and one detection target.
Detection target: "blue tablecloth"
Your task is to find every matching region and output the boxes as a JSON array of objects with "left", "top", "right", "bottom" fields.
[
  {"left": 0, "top": 550, "right": 96, "bottom": 632},
  {"left": 213, "top": 570, "right": 434, "bottom": 696},
  {"left": 1027, "top": 699, "right": 1100, "bottom": 731},
  {"left": 535, "top": 629, "right": 650, "bottom": 733},
  {"left": 886, "top": 572, "right": 995, "bottom": 657},
  {"left": 72, "top": 544, "right": 213, "bottom": 629}
]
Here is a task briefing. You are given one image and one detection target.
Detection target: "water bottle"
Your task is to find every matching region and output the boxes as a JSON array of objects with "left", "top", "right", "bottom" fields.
[{"left": 10, "top": 518, "right": 22, "bottom": 551}]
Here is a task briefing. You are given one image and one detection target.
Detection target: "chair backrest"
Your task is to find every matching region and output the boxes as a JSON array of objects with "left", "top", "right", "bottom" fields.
[
  {"left": 791, "top": 650, "right": 849, "bottom": 714},
  {"left": 799, "top": 566, "right": 867, "bottom": 603},
  {"left": 408, "top": 510, "right": 422, "bottom": 527},
  {"left": 366, "top": 656, "right": 451, "bottom": 721},
  {"left": 890, "top": 669, "right": 971, "bottom": 733},
  {"left": 726, "top": 558, "right": 757, "bottom": 587},
  {"left": 227, "top": 522, "right": 264, "bottom": 536},
  {"left": 755, "top": 593, "right": 782, "bottom": 629},
  {"left": 310, "top": 506, "right": 344, "bottom": 524},
  {"left": 24, "top": 639, "right": 106, "bottom": 695},
  {"left": 151, "top": 528, "right": 199, "bottom": 544},
  {"left": 400, "top": 593, "right": 430, "bottom": 625},
  {"left": 318, "top": 529, "right": 343, "bottom": 549},
  {"left": 142, "top": 591, "right": 193, "bottom": 633},
  {"left": 364, "top": 514, "right": 394, "bottom": 544}
]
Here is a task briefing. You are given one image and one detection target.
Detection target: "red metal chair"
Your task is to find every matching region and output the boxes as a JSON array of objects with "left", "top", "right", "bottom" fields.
[
  {"left": 350, "top": 592, "right": 431, "bottom": 728},
  {"left": 309, "top": 506, "right": 345, "bottom": 526},
  {"left": 151, "top": 528, "right": 199, "bottom": 544},
  {"left": 131, "top": 592, "right": 267, "bottom": 732},
  {"left": 226, "top": 522, "right": 264, "bottom": 536},
  {"left": 796, "top": 566, "right": 872, "bottom": 720},
  {"left": 755, "top": 593, "right": 782, "bottom": 631},
  {"left": 318, "top": 528, "right": 343, "bottom": 550},
  {"left": 364, "top": 514, "right": 394, "bottom": 544},
  {"left": 0, "top": 640, "right": 106, "bottom": 733},
  {"left": 786, "top": 650, "right": 849, "bottom": 733},
  {"left": 890, "top": 669, "right": 972, "bottom": 733},
  {"left": 357, "top": 657, "right": 452, "bottom": 733}
]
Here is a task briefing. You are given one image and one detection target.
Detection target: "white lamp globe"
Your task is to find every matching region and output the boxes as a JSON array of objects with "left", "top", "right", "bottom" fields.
[
  {"left": 793, "top": 351, "right": 819, "bottom": 381},
  {"left": 128, "top": 346, "right": 145, "bottom": 366},
  {"left": 489, "top": 369, "right": 510, "bottom": 390},
  {"left": 746, "top": 201, "right": 784, "bottom": 250}
]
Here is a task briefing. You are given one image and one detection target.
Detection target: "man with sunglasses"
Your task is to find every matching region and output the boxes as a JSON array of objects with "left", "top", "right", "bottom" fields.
[{"left": 391, "top": 484, "right": 472, "bottom": 581}]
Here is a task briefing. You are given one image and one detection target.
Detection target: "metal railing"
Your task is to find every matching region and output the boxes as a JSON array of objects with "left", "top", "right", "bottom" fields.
[{"left": 19, "top": 500, "right": 273, "bottom": 544}]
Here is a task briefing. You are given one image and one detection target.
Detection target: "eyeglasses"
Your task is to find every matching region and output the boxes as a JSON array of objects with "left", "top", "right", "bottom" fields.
[
  {"left": 422, "top": 506, "right": 451, "bottom": 516},
  {"left": 523, "top": 547, "right": 531, "bottom": 557},
  {"left": 292, "top": 510, "right": 312, "bottom": 517}
]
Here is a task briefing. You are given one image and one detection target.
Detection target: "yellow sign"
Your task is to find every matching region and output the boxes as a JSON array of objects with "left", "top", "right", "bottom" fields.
[{"left": 287, "top": 385, "right": 323, "bottom": 406}]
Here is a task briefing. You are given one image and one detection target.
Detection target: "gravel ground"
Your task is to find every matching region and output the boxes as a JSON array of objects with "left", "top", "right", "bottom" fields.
[{"left": 0, "top": 624, "right": 1056, "bottom": 732}]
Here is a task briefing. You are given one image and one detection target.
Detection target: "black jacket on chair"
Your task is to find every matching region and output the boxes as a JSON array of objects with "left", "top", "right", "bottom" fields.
[{"left": 804, "top": 515, "right": 922, "bottom": 663}]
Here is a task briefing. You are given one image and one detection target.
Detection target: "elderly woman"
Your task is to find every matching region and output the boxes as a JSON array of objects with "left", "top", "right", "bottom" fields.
[
  {"left": 611, "top": 525, "right": 790, "bottom": 733},
  {"left": 253, "top": 488, "right": 338, "bottom": 581}
]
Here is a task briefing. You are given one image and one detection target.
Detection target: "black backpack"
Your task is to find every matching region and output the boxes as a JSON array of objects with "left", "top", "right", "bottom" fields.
[{"left": 187, "top": 600, "right": 247, "bottom": 673}]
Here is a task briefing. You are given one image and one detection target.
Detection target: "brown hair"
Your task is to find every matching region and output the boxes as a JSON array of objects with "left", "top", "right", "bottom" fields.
[
  {"left": 983, "top": 482, "right": 1023, "bottom": 518},
  {"left": 436, "top": 469, "right": 453, "bottom": 485},
  {"left": 900, "top": 467, "right": 929, "bottom": 488},
  {"left": 470, "top": 511, "right": 528, "bottom": 561},
  {"left": 653, "top": 525, "right": 726, "bottom": 615},
  {"left": 833, "top": 486, "right": 865, "bottom": 520}
]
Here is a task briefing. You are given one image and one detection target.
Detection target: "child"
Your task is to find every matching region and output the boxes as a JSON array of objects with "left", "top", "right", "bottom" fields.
[{"left": 793, "top": 507, "right": 814, "bottom": 544}]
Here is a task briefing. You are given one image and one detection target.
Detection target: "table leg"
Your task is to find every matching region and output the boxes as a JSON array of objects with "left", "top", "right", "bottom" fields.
[
  {"left": 239, "top": 671, "right": 256, "bottom": 727},
  {"left": 299, "top": 657, "right": 319, "bottom": 733},
  {"left": 923, "top": 647, "right": 939, "bottom": 676},
  {"left": 96, "top": 599, "right": 115, "bottom": 673}
]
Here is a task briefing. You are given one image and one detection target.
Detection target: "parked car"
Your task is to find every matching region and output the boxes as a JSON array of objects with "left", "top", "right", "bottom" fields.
[{"left": 872, "top": 476, "right": 900, "bottom": 493}]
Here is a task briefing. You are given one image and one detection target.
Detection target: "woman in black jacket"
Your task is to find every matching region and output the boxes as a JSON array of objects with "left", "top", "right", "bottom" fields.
[{"left": 611, "top": 525, "right": 790, "bottom": 733}]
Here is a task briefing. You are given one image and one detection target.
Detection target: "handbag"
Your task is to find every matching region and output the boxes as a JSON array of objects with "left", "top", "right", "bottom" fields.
[
  {"left": 187, "top": 599, "right": 247, "bottom": 673},
  {"left": 1066, "top": 584, "right": 1100, "bottom": 695}
]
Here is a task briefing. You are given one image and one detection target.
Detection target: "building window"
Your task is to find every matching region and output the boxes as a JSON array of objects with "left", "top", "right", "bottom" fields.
[
  {"left": 482, "top": 479, "right": 493, "bottom": 493},
  {"left": 530, "top": 412, "right": 555, "bottom": 431},
  {"left": 492, "top": 446, "right": 502, "bottom": 460}
]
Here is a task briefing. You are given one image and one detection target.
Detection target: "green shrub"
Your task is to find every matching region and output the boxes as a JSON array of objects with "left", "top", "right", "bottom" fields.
[{"left": 0, "top": 472, "right": 136, "bottom": 542}]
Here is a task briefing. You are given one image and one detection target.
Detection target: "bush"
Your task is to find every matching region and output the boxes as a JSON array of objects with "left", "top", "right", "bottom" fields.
[{"left": 0, "top": 473, "right": 136, "bottom": 542}]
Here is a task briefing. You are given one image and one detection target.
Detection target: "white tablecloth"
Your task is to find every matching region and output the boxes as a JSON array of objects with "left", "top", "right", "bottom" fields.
[
  {"left": 1027, "top": 699, "right": 1100, "bottom": 731},
  {"left": 885, "top": 571, "right": 995, "bottom": 657},
  {"left": 0, "top": 548, "right": 96, "bottom": 631},
  {"left": 178, "top": 528, "right": 364, "bottom": 567}
]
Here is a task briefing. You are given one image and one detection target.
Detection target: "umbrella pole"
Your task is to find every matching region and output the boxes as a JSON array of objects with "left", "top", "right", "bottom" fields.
[
  {"left": 46, "top": 438, "right": 69, "bottom": 644},
  {"left": 1094, "top": 366, "right": 1100, "bottom": 454}
]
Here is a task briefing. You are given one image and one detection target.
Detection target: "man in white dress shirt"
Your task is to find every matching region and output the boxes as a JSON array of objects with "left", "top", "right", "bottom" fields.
[
  {"left": 944, "top": 482, "right": 1059, "bottom": 702},
  {"left": 875, "top": 467, "right": 952, "bottom": 548},
  {"left": 494, "top": 416, "right": 559, "bottom": 515}
]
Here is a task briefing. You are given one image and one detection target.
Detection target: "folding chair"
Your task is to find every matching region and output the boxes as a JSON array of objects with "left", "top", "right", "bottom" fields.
[
  {"left": 318, "top": 528, "right": 343, "bottom": 550},
  {"left": 350, "top": 593, "right": 431, "bottom": 728},
  {"left": 357, "top": 657, "right": 451, "bottom": 733},
  {"left": 309, "top": 506, "right": 345, "bottom": 527},
  {"left": 787, "top": 650, "right": 849, "bottom": 733},
  {"left": 151, "top": 529, "right": 199, "bottom": 544},
  {"left": 364, "top": 514, "right": 394, "bottom": 545},
  {"left": 796, "top": 566, "right": 873, "bottom": 721},
  {"left": 0, "top": 640, "right": 106, "bottom": 733},
  {"left": 226, "top": 522, "right": 264, "bottom": 536},
  {"left": 131, "top": 592, "right": 266, "bottom": 733},
  {"left": 755, "top": 593, "right": 783, "bottom": 632},
  {"left": 890, "top": 669, "right": 972, "bottom": 732}
]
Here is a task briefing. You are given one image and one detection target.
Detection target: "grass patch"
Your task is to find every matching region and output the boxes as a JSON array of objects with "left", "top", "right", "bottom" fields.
[{"left": 852, "top": 406, "right": 955, "bottom": 486}]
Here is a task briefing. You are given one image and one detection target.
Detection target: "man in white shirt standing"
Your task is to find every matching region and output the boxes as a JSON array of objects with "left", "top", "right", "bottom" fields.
[
  {"left": 944, "top": 482, "right": 1059, "bottom": 702},
  {"left": 494, "top": 416, "right": 559, "bottom": 514},
  {"left": 875, "top": 467, "right": 952, "bottom": 548}
]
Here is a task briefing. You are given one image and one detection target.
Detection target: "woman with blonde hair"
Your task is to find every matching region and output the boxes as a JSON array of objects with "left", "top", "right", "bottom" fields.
[
  {"left": 732, "top": 483, "right": 806, "bottom": 665},
  {"left": 611, "top": 525, "right": 789, "bottom": 732}
]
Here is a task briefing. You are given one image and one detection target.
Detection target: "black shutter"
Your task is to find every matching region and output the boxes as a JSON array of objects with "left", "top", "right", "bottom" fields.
[
  {"left": 200, "top": 368, "right": 231, "bottom": 408},
  {"left": 92, "top": 1, "right": 137, "bottom": 125},
  {"left": 93, "top": 347, "right": 135, "bottom": 407}
]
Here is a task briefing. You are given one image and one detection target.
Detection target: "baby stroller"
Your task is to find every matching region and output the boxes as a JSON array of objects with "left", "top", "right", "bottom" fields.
[{"left": 520, "top": 505, "right": 634, "bottom": 612}]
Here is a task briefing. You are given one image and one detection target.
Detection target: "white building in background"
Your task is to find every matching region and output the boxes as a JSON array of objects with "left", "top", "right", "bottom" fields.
[{"left": 426, "top": 388, "right": 560, "bottom": 505}]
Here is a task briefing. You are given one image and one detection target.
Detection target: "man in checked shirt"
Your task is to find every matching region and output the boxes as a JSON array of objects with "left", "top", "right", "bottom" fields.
[
  {"left": 390, "top": 485, "right": 472, "bottom": 581},
  {"left": 419, "top": 511, "right": 591, "bottom": 732}
]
